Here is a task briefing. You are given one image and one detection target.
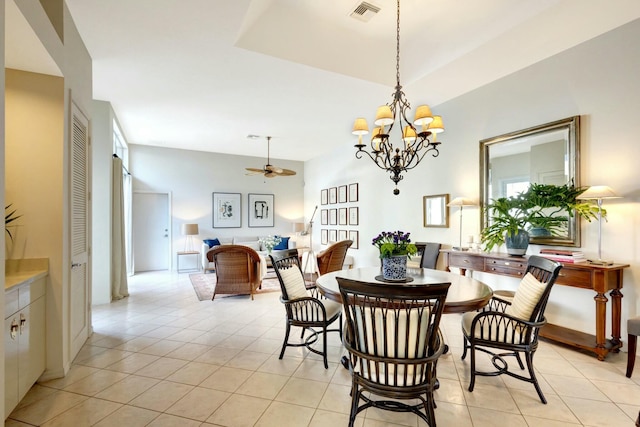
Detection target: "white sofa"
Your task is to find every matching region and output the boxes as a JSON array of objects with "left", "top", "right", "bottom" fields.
[{"left": 201, "top": 235, "right": 297, "bottom": 271}]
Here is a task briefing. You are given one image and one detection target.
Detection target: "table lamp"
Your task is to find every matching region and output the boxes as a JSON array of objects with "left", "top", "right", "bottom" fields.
[
  {"left": 293, "top": 222, "right": 306, "bottom": 235},
  {"left": 181, "top": 223, "right": 199, "bottom": 251},
  {"left": 577, "top": 185, "right": 620, "bottom": 265},
  {"left": 447, "top": 197, "right": 476, "bottom": 251}
]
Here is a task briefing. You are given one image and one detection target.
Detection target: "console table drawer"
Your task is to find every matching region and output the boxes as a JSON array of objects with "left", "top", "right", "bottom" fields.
[
  {"left": 448, "top": 253, "right": 484, "bottom": 270},
  {"left": 484, "top": 258, "right": 527, "bottom": 277},
  {"left": 556, "top": 267, "right": 592, "bottom": 289},
  {"left": 485, "top": 264, "right": 526, "bottom": 278}
]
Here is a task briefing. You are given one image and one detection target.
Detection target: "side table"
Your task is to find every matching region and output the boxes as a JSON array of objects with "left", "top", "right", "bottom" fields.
[{"left": 177, "top": 251, "right": 200, "bottom": 273}]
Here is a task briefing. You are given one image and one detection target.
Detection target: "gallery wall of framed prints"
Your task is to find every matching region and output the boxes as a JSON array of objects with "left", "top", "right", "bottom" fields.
[{"left": 319, "top": 182, "right": 359, "bottom": 249}]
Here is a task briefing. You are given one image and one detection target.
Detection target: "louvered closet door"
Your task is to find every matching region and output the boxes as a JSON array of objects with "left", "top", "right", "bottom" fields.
[{"left": 70, "top": 103, "right": 91, "bottom": 360}]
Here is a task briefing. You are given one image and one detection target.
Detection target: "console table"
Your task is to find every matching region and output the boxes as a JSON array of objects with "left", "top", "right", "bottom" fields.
[{"left": 441, "top": 250, "right": 630, "bottom": 361}]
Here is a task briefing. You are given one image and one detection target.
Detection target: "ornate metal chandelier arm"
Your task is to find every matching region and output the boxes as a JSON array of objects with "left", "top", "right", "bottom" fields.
[{"left": 355, "top": 146, "right": 394, "bottom": 171}]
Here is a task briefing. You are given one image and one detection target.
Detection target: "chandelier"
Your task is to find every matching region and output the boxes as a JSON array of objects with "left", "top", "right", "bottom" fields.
[{"left": 352, "top": 0, "right": 444, "bottom": 195}]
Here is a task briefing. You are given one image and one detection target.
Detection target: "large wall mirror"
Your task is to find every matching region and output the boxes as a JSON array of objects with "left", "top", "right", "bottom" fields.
[{"left": 480, "top": 116, "right": 581, "bottom": 247}]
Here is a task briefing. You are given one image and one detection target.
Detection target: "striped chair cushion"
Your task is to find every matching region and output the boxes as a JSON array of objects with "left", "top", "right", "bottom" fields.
[{"left": 505, "top": 272, "right": 546, "bottom": 321}]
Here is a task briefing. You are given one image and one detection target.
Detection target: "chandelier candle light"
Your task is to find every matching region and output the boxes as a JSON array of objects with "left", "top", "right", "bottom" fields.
[
  {"left": 577, "top": 185, "right": 621, "bottom": 265},
  {"left": 352, "top": 0, "right": 444, "bottom": 195}
]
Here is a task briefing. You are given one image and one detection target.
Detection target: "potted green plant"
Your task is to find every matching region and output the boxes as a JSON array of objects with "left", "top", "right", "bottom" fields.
[
  {"left": 5, "top": 204, "right": 21, "bottom": 242},
  {"left": 481, "top": 182, "right": 600, "bottom": 255},
  {"left": 372, "top": 231, "right": 418, "bottom": 280}
]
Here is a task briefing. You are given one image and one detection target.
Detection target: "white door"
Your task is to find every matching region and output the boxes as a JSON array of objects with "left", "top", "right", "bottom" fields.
[
  {"left": 70, "top": 103, "right": 91, "bottom": 360},
  {"left": 133, "top": 192, "right": 170, "bottom": 272}
]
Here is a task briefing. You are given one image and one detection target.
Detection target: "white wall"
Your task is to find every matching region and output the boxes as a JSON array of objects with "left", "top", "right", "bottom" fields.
[
  {"left": 305, "top": 19, "right": 640, "bottom": 342},
  {"left": 129, "top": 145, "right": 305, "bottom": 268}
]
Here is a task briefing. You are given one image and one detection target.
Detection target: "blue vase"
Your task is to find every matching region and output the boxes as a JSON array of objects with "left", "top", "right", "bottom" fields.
[
  {"left": 505, "top": 229, "right": 529, "bottom": 256},
  {"left": 382, "top": 255, "right": 407, "bottom": 280}
]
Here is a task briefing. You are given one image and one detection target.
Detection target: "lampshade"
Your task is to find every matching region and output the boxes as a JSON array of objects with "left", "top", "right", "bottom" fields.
[
  {"left": 181, "top": 223, "right": 199, "bottom": 236},
  {"left": 402, "top": 126, "right": 417, "bottom": 144},
  {"left": 351, "top": 118, "right": 369, "bottom": 135},
  {"left": 448, "top": 197, "right": 476, "bottom": 207},
  {"left": 413, "top": 105, "right": 434, "bottom": 126},
  {"left": 293, "top": 222, "right": 305, "bottom": 233},
  {"left": 374, "top": 105, "right": 394, "bottom": 126},
  {"left": 577, "top": 185, "right": 621, "bottom": 200},
  {"left": 428, "top": 115, "right": 445, "bottom": 134}
]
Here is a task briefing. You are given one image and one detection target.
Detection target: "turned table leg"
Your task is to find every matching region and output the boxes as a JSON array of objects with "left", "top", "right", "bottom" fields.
[
  {"left": 594, "top": 292, "right": 608, "bottom": 361},
  {"left": 610, "top": 289, "right": 623, "bottom": 351}
]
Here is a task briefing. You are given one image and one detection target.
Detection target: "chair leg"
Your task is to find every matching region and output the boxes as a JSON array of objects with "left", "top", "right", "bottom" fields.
[
  {"left": 525, "top": 351, "right": 546, "bottom": 404},
  {"left": 461, "top": 335, "right": 468, "bottom": 360},
  {"left": 300, "top": 327, "right": 306, "bottom": 339},
  {"left": 348, "top": 378, "right": 360, "bottom": 427},
  {"left": 322, "top": 324, "right": 329, "bottom": 369},
  {"left": 468, "top": 342, "right": 476, "bottom": 392},
  {"left": 627, "top": 334, "right": 637, "bottom": 378},
  {"left": 279, "top": 322, "right": 291, "bottom": 360},
  {"left": 515, "top": 352, "right": 525, "bottom": 370}
]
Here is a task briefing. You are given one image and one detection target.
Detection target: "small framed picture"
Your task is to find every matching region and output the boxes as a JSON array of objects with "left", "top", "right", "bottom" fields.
[
  {"left": 349, "top": 183, "right": 359, "bottom": 202},
  {"left": 213, "top": 192, "right": 241, "bottom": 228},
  {"left": 321, "top": 189, "right": 328, "bottom": 205},
  {"left": 329, "top": 208, "right": 337, "bottom": 225},
  {"left": 329, "top": 187, "right": 337, "bottom": 204},
  {"left": 248, "top": 193, "right": 275, "bottom": 227},
  {"left": 349, "top": 207, "right": 359, "bottom": 225},
  {"left": 349, "top": 230, "right": 359, "bottom": 249},
  {"left": 338, "top": 185, "right": 348, "bottom": 203},
  {"left": 321, "top": 209, "right": 328, "bottom": 225},
  {"left": 321, "top": 229, "right": 328, "bottom": 244},
  {"left": 338, "top": 230, "right": 348, "bottom": 241},
  {"left": 329, "top": 229, "right": 337, "bottom": 243},
  {"left": 338, "top": 208, "right": 347, "bottom": 225}
]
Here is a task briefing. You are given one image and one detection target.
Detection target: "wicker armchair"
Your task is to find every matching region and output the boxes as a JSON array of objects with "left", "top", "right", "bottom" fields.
[
  {"left": 269, "top": 249, "right": 342, "bottom": 369},
  {"left": 461, "top": 255, "right": 562, "bottom": 403},
  {"left": 316, "top": 240, "right": 353, "bottom": 275},
  {"left": 337, "top": 277, "right": 450, "bottom": 427},
  {"left": 207, "top": 245, "right": 262, "bottom": 300}
]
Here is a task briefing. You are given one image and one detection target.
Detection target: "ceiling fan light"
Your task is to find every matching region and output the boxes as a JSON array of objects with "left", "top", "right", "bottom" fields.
[
  {"left": 374, "top": 105, "right": 394, "bottom": 126},
  {"left": 352, "top": 118, "right": 369, "bottom": 135}
]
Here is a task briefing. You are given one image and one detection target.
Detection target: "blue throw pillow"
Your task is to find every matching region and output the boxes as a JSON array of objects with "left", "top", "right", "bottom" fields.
[
  {"left": 203, "top": 238, "right": 220, "bottom": 248},
  {"left": 273, "top": 236, "right": 289, "bottom": 250}
]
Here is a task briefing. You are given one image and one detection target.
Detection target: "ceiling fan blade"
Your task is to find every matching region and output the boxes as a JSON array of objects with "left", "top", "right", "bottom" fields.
[
  {"left": 246, "top": 167, "right": 265, "bottom": 173},
  {"left": 276, "top": 168, "right": 296, "bottom": 176},
  {"left": 264, "top": 171, "right": 277, "bottom": 178}
]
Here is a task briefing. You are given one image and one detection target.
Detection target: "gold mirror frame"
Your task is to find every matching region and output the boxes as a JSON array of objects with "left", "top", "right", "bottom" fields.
[
  {"left": 479, "top": 116, "right": 581, "bottom": 247},
  {"left": 423, "top": 194, "right": 449, "bottom": 228}
]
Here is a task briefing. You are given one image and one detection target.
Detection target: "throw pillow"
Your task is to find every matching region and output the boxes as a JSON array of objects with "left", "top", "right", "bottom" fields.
[
  {"left": 273, "top": 236, "right": 290, "bottom": 250},
  {"left": 505, "top": 272, "right": 547, "bottom": 321},
  {"left": 279, "top": 265, "right": 308, "bottom": 300},
  {"left": 203, "top": 238, "right": 220, "bottom": 248}
]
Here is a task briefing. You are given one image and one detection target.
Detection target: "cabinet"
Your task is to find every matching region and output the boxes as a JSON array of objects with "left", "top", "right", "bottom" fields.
[
  {"left": 5, "top": 275, "right": 46, "bottom": 417},
  {"left": 442, "top": 250, "right": 629, "bottom": 361}
]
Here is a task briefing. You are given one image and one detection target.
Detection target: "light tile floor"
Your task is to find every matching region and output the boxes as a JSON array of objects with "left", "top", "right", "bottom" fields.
[{"left": 6, "top": 270, "right": 640, "bottom": 426}]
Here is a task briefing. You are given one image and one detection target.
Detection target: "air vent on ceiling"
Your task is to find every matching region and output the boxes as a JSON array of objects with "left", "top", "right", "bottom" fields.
[{"left": 349, "top": 1, "right": 381, "bottom": 22}]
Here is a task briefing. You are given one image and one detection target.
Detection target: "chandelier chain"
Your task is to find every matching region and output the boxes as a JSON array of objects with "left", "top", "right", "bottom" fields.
[{"left": 396, "top": 0, "right": 401, "bottom": 88}]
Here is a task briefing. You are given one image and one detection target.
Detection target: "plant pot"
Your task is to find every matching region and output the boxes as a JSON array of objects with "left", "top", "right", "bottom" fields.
[
  {"left": 505, "top": 229, "right": 529, "bottom": 256},
  {"left": 382, "top": 255, "right": 407, "bottom": 280}
]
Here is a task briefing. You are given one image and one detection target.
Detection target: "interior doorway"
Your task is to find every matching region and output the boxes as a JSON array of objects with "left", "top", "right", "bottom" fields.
[{"left": 133, "top": 192, "right": 171, "bottom": 272}]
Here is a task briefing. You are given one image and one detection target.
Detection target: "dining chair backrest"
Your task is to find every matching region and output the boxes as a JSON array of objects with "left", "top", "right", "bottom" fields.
[
  {"left": 515, "top": 255, "right": 562, "bottom": 323},
  {"left": 419, "top": 242, "right": 441, "bottom": 269},
  {"left": 317, "top": 240, "right": 353, "bottom": 275},
  {"left": 269, "top": 249, "right": 305, "bottom": 301}
]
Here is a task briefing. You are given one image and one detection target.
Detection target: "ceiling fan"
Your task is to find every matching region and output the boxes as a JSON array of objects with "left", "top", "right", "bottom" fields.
[{"left": 245, "top": 135, "right": 296, "bottom": 178}]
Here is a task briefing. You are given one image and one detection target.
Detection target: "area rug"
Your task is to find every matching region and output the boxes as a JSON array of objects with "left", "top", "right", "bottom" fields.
[{"left": 189, "top": 272, "right": 281, "bottom": 301}]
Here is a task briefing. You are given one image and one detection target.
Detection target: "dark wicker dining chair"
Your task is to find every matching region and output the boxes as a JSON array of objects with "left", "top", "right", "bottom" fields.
[
  {"left": 270, "top": 249, "right": 342, "bottom": 369},
  {"left": 337, "top": 277, "right": 450, "bottom": 427},
  {"left": 461, "top": 255, "right": 562, "bottom": 403}
]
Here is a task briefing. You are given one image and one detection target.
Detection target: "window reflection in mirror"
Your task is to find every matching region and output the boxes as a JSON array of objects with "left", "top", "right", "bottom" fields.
[{"left": 480, "top": 116, "right": 581, "bottom": 246}]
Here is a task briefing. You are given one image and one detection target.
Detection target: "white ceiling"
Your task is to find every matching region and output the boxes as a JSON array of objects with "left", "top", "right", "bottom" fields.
[{"left": 7, "top": 0, "right": 640, "bottom": 161}]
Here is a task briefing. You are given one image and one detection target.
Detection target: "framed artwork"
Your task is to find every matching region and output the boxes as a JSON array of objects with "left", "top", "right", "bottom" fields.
[
  {"left": 321, "top": 189, "right": 328, "bottom": 205},
  {"left": 321, "top": 209, "right": 328, "bottom": 225},
  {"left": 339, "top": 208, "right": 348, "bottom": 225},
  {"left": 338, "top": 229, "right": 348, "bottom": 241},
  {"left": 329, "top": 208, "right": 337, "bottom": 225},
  {"left": 248, "top": 193, "right": 275, "bottom": 227},
  {"left": 423, "top": 193, "right": 449, "bottom": 228},
  {"left": 321, "top": 229, "right": 328, "bottom": 244},
  {"left": 213, "top": 192, "right": 241, "bottom": 228},
  {"left": 349, "top": 183, "right": 359, "bottom": 202},
  {"left": 338, "top": 185, "right": 348, "bottom": 203},
  {"left": 349, "top": 207, "right": 359, "bottom": 225},
  {"left": 349, "top": 230, "right": 359, "bottom": 249},
  {"left": 329, "top": 187, "right": 337, "bottom": 204},
  {"left": 329, "top": 229, "right": 337, "bottom": 243}
]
